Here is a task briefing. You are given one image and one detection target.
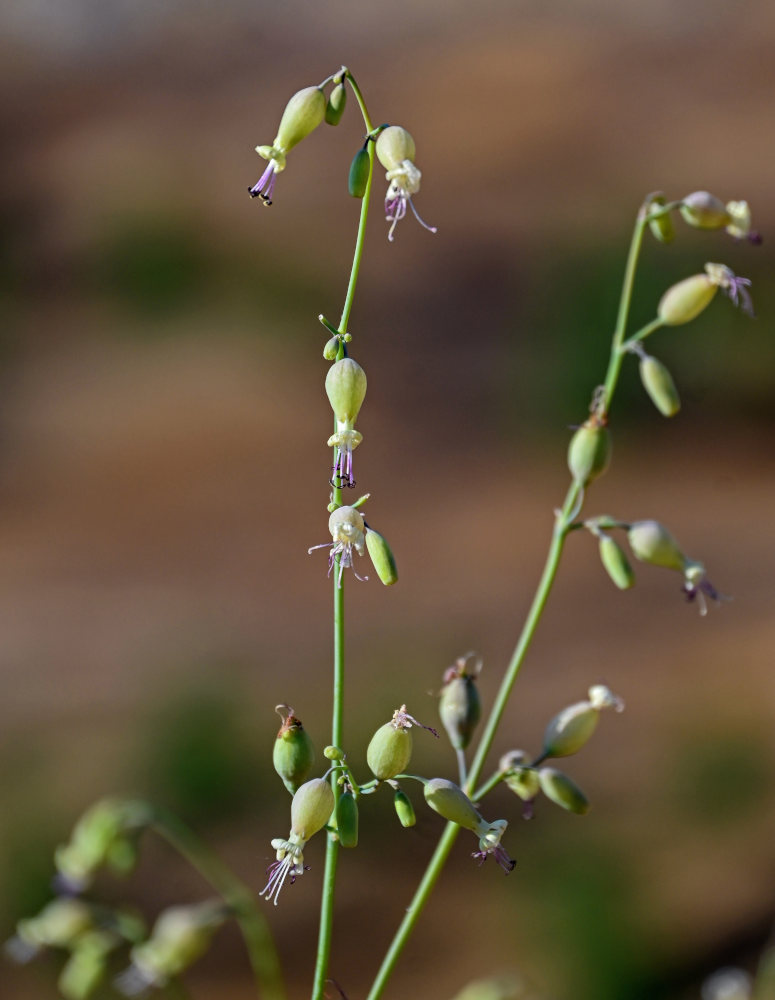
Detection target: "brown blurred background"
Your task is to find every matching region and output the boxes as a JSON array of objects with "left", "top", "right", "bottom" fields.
[{"left": 2, "top": 1, "right": 775, "bottom": 998}]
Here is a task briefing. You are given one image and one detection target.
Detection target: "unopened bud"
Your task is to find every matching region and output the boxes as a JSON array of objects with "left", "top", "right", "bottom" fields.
[
  {"left": 365, "top": 527, "right": 398, "bottom": 586},
  {"left": 658, "top": 273, "right": 717, "bottom": 325},
  {"left": 679, "top": 191, "right": 731, "bottom": 230},
  {"left": 543, "top": 701, "right": 599, "bottom": 758},
  {"left": 538, "top": 768, "right": 590, "bottom": 814},
  {"left": 290, "top": 779, "right": 335, "bottom": 840},
  {"left": 646, "top": 194, "right": 675, "bottom": 244},
  {"left": 639, "top": 354, "right": 681, "bottom": 417},
  {"left": 423, "top": 778, "right": 482, "bottom": 832},
  {"left": 325, "top": 358, "right": 367, "bottom": 424},
  {"left": 323, "top": 745, "right": 343, "bottom": 761},
  {"left": 439, "top": 655, "right": 481, "bottom": 751},
  {"left": 567, "top": 420, "right": 611, "bottom": 487},
  {"left": 274, "top": 87, "right": 326, "bottom": 153},
  {"left": 393, "top": 789, "right": 416, "bottom": 827},
  {"left": 348, "top": 148, "right": 370, "bottom": 199},
  {"left": 324, "top": 83, "right": 347, "bottom": 126},
  {"left": 273, "top": 705, "right": 315, "bottom": 794},
  {"left": 598, "top": 534, "right": 636, "bottom": 590},
  {"left": 627, "top": 520, "right": 686, "bottom": 571},
  {"left": 323, "top": 336, "right": 340, "bottom": 361},
  {"left": 335, "top": 790, "right": 358, "bottom": 848},
  {"left": 375, "top": 125, "right": 416, "bottom": 171}
]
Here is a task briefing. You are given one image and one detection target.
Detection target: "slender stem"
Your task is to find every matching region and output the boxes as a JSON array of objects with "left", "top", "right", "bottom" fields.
[
  {"left": 150, "top": 809, "right": 286, "bottom": 1000},
  {"left": 620, "top": 317, "right": 665, "bottom": 350},
  {"left": 471, "top": 769, "right": 505, "bottom": 804},
  {"left": 311, "top": 70, "right": 376, "bottom": 1000}
]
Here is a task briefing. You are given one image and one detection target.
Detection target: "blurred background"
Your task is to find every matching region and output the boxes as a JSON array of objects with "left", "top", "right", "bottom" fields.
[{"left": 2, "top": 1, "right": 775, "bottom": 998}]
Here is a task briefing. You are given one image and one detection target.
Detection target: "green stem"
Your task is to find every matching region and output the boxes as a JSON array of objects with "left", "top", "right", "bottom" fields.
[
  {"left": 364, "top": 207, "right": 651, "bottom": 1000},
  {"left": 150, "top": 809, "right": 286, "bottom": 1000},
  {"left": 471, "top": 769, "right": 505, "bottom": 804},
  {"left": 620, "top": 317, "right": 665, "bottom": 350},
  {"left": 311, "top": 70, "right": 376, "bottom": 1000}
]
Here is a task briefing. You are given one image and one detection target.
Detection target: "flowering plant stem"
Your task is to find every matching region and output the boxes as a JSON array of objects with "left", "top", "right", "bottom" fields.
[
  {"left": 150, "top": 808, "right": 286, "bottom": 1000},
  {"left": 363, "top": 204, "right": 654, "bottom": 1000},
  {"left": 310, "top": 69, "right": 375, "bottom": 1000}
]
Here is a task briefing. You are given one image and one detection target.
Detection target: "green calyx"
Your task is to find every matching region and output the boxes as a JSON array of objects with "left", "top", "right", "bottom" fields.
[
  {"left": 538, "top": 768, "right": 590, "bottom": 815},
  {"left": 366, "top": 722, "right": 412, "bottom": 780},
  {"left": 325, "top": 82, "right": 347, "bottom": 126},
  {"left": 543, "top": 701, "right": 599, "bottom": 758},
  {"left": 325, "top": 357, "right": 367, "bottom": 424},
  {"left": 274, "top": 86, "right": 326, "bottom": 153},
  {"left": 567, "top": 420, "right": 611, "bottom": 487},
  {"left": 365, "top": 527, "right": 398, "bottom": 585},
  {"left": 290, "top": 778, "right": 335, "bottom": 841},
  {"left": 679, "top": 191, "right": 731, "bottom": 230},
  {"left": 423, "top": 778, "right": 483, "bottom": 832},
  {"left": 273, "top": 704, "right": 315, "bottom": 794},
  {"left": 658, "top": 274, "right": 717, "bottom": 325},
  {"left": 639, "top": 355, "right": 681, "bottom": 417},
  {"left": 646, "top": 193, "right": 675, "bottom": 244},
  {"left": 627, "top": 519, "right": 686, "bottom": 572},
  {"left": 439, "top": 655, "right": 482, "bottom": 751},
  {"left": 393, "top": 789, "right": 416, "bottom": 828},
  {"left": 375, "top": 125, "right": 416, "bottom": 171},
  {"left": 598, "top": 534, "right": 636, "bottom": 590}
]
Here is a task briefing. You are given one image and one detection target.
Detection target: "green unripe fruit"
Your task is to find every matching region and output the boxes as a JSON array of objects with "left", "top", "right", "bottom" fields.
[
  {"left": 325, "top": 357, "right": 367, "bottom": 424},
  {"left": 323, "top": 336, "right": 340, "bottom": 361},
  {"left": 365, "top": 527, "right": 398, "bottom": 586},
  {"left": 348, "top": 148, "right": 371, "bottom": 199},
  {"left": 335, "top": 790, "right": 359, "bottom": 848},
  {"left": 324, "top": 83, "right": 347, "bottom": 126},
  {"left": 639, "top": 355, "right": 681, "bottom": 417},
  {"left": 393, "top": 789, "right": 416, "bottom": 828},
  {"left": 646, "top": 194, "right": 675, "bottom": 244},
  {"left": 627, "top": 520, "right": 686, "bottom": 571},
  {"left": 538, "top": 768, "right": 589, "bottom": 814},
  {"left": 598, "top": 534, "right": 636, "bottom": 590},
  {"left": 658, "top": 274, "right": 718, "bottom": 325},
  {"left": 504, "top": 767, "right": 540, "bottom": 802},
  {"left": 567, "top": 422, "right": 611, "bottom": 487},
  {"left": 679, "top": 191, "right": 731, "bottom": 230},
  {"left": 543, "top": 701, "right": 599, "bottom": 758},
  {"left": 273, "top": 706, "right": 315, "bottom": 794},
  {"left": 375, "top": 125, "right": 416, "bottom": 171},
  {"left": 439, "top": 672, "right": 481, "bottom": 751},
  {"left": 423, "top": 778, "right": 482, "bottom": 832},
  {"left": 290, "top": 778, "right": 335, "bottom": 840},
  {"left": 366, "top": 722, "right": 412, "bottom": 780},
  {"left": 274, "top": 87, "right": 326, "bottom": 153}
]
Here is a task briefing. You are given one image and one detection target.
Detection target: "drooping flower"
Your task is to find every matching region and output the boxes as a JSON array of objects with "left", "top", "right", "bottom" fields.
[
  {"left": 705, "top": 262, "right": 755, "bottom": 316},
  {"left": 308, "top": 506, "right": 368, "bottom": 587},
  {"left": 423, "top": 778, "right": 515, "bottom": 874},
  {"left": 375, "top": 126, "right": 437, "bottom": 242},
  {"left": 325, "top": 357, "right": 366, "bottom": 489}
]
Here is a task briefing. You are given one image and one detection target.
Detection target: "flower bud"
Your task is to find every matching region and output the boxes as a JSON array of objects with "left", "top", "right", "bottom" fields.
[
  {"left": 393, "top": 789, "right": 416, "bottom": 827},
  {"left": 646, "top": 194, "right": 675, "bottom": 244},
  {"left": 598, "top": 534, "right": 635, "bottom": 590},
  {"left": 274, "top": 87, "right": 326, "bottom": 153},
  {"left": 324, "top": 82, "right": 347, "bottom": 126},
  {"left": 639, "top": 354, "right": 681, "bottom": 417},
  {"left": 538, "top": 768, "right": 590, "bottom": 814},
  {"left": 504, "top": 767, "right": 540, "bottom": 803},
  {"left": 365, "top": 527, "right": 398, "bottom": 586},
  {"left": 290, "top": 778, "right": 335, "bottom": 840},
  {"left": 129, "top": 902, "right": 225, "bottom": 986},
  {"left": 323, "top": 336, "right": 340, "bottom": 361},
  {"left": 627, "top": 520, "right": 686, "bottom": 571},
  {"left": 272, "top": 705, "right": 315, "bottom": 794},
  {"left": 348, "top": 147, "right": 371, "bottom": 199},
  {"left": 439, "top": 656, "right": 481, "bottom": 751},
  {"left": 679, "top": 191, "right": 731, "bottom": 230},
  {"left": 543, "top": 701, "right": 599, "bottom": 758},
  {"left": 423, "top": 778, "right": 482, "bottom": 832},
  {"left": 323, "top": 744, "right": 343, "bottom": 760},
  {"left": 59, "top": 931, "right": 114, "bottom": 1000},
  {"left": 366, "top": 722, "right": 412, "bottom": 780},
  {"left": 658, "top": 274, "right": 717, "bottom": 325},
  {"left": 325, "top": 358, "right": 367, "bottom": 424},
  {"left": 375, "top": 126, "right": 416, "bottom": 171},
  {"left": 567, "top": 420, "right": 611, "bottom": 487},
  {"left": 335, "top": 790, "right": 358, "bottom": 848}
]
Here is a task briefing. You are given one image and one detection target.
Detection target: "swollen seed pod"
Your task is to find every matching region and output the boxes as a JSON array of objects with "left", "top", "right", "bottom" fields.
[
  {"left": 273, "top": 705, "right": 315, "bottom": 794},
  {"left": 335, "top": 790, "right": 359, "bottom": 848},
  {"left": 324, "top": 83, "right": 347, "bottom": 126},
  {"left": 538, "top": 768, "right": 590, "bottom": 815},
  {"left": 274, "top": 87, "right": 326, "bottom": 153},
  {"left": 639, "top": 355, "right": 681, "bottom": 417},
  {"left": 646, "top": 194, "right": 675, "bottom": 245},
  {"left": 679, "top": 191, "right": 731, "bottom": 230},
  {"left": 423, "top": 778, "right": 482, "bottom": 832},
  {"left": 375, "top": 125, "right": 416, "bottom": 171},
  {"left": 627, "top": 520, "right": 686, "bottom": 571},
  {"left": 325, "top": 358, "right": 367, "bottom": 424},
  {"left": 366, "top": 722, "right": 412, "bottom": 780},
  {"left": 290, "top": 779, "right": 335, "bottom": 840},
  {"left": 393, "top": 789, "right": 416, "bottom": 828},
  {"left": 365, "top": 527, "right": 398, "bottom": 586},
  {"left": 658, "top": 274, "right": 718, "bottom": 325},
  {"left": 543, "top": 701, "right": 599, "bottom": 758},
  {"left": 348, "top": 148, "right": 371, "bottom": 199},
  {"left": 567, "top": 421, "right": 611, "bottom": 487},
  {"left": 439, "top": 656, "right": 481, "bottom": 751},
  {"left": 598, "top": 534, "right": 636, "bottom": 590}
]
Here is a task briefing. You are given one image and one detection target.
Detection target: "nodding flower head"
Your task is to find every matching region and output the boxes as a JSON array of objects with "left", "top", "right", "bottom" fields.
[
  {"left": 308, "top": 506, "right": 367, "bottom": 587},
  {"left": 375, "top": 126, "right": 437, "bottom": 242},
  {"left": 682, "top": 559, "right": 724, "bottom": 616},
  {"left": 423, "top": 778, "right": 515, "bottom": 874},
  {"left": 260, "top": 779, "right": 334, "bottom": 906},
  {"left": 325, "top": 358, "right": 367, "bottom": 488}
]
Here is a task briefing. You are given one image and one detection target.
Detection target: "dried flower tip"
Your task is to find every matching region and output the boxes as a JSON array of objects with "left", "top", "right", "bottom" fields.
[
  {"left": 273, "top": 705, "right": 315, "bottom": 794},
  {"left": 587, "top": 685, "right": 625, "bottom": 712},
  {"left": 375, "top": 126, "right": 436, "bottom": 241},
  {"left": 308, "top": 505, "right": 367, "bottom": 588},
  {"left": 598, "top": 534, "right": 636, "bottom": 590},
  {"left": 682, "top": 559, "right": 724, "bottom": 616},
  {"left": 704, "top": 262, "right": 755, "bottom": 317},
  {"left": 725, "top": 200, "right": 761, "bottom": 244},
  {"left": 364, "top": 526, "right": 398, "bottom": 585},
  {"left": 538, "top": 767, "right": 590, "bottom": 814},
  {"left": 325, "top": 82, "right": 347, "bottom": 126},
  {"left": 123, "top": 902, "right": 225, "bottom": 989},
  {"left": 567, "top": 418, "right": 611, "bottom": 488},
  {"left": 348, "top": 147, "right": 371, "bottom": 199},
  {"left": 639, "top": 354, "right": 681, "bottom": 417},
  {"left": 679, "top": 191, "right": 731, "bottom": 230}
]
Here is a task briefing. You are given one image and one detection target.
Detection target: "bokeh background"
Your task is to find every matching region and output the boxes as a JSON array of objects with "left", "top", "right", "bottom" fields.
[{"left": 2, "top": 2, "right": 775, "bottom": 998}]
